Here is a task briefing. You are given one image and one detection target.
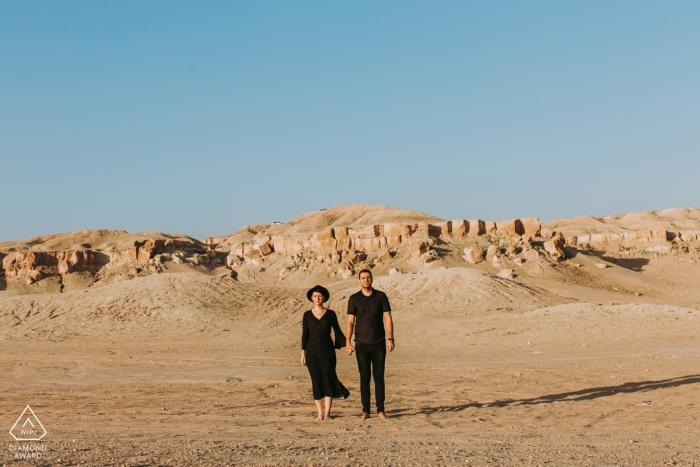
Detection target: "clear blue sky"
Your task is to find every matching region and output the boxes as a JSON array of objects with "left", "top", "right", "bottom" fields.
[{"left": 2, "top": 1, "right": 699, "bottom": 241}]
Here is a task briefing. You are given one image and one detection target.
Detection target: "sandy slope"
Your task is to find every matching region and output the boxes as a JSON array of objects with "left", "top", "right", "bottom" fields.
[
  {"left": 275, "top": 204, "right": 443, "bottom": 236},
  {"left": 543, "top": 207, "right": 700, "bottom": 236}
]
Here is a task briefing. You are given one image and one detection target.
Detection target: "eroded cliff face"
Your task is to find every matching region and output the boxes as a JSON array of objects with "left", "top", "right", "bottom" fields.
[
  {"left": 0, "top": 231, "right": 213, "bottom": 292},
  {"left": 3, "top": 250, "right": 104, "bottom": 280},
  {"left": 268, "top": 217, "right": 541, "bottom": 256},
  {"left": 203, "top": 217, "right": 546, "bottom": 280},
  {"left": 209, "top": 217, "right": 539, "bottom": 255}
]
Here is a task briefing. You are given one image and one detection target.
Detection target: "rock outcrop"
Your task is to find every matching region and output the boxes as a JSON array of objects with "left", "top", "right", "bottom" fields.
[
  {"left": 568, "top": 230, "right": 668, "bottom": 247},
  {"left": 543, "top": 232, "right": 567, "bottom": 262},
  {"left": 463, "top": 246, "right": 484, "bottom": 264},
  {"left": 520, "top": 218, "right": 542, "bottom": 237},
  {"left": 485, "top": 245, "right": 500, "bottom": 262},
  {"left": 2, "top": 250, "right": 103, "bottom": 279},
  {"left": 497, "top": 269, "right": 514, "bottom": 279},
  {"left": 0, "top": 232, "right": 211, "bottom": 290},
  {"left": 678, "top": 231, "right": 700, "bottom": 242},
  {"left": 410, "top": 241, "right": 430, "bottom": 258},
  {"left": 128, "top": 238, "right": 203, "bottom": 262},
  {"left": 209, "top": 217, "right": 542, "bottom": 265}
]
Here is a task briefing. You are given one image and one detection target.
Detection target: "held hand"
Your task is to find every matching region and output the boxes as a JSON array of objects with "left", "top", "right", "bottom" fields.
[
  {"left": 346, "top": 343, "right": 355, "bottom": 356},
  {"left": 301, "top": 352, "right": 306, "bottom": 366},
  {"left": 387, "top": 340, "right": 395, "bottom": 352}
]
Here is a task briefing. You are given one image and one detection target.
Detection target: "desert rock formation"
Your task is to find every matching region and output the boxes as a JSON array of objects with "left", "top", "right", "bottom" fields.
[
  {"left": 3, "top": 205, "right": 700, "bottom": 296},
  {"left": 0, "top": 230, "right": 210, "bottom": 292}
]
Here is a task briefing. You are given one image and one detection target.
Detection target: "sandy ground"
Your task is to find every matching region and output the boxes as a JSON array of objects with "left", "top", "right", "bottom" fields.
[{"left": 1, "top": 271, "right": 699, "bottom": 466}]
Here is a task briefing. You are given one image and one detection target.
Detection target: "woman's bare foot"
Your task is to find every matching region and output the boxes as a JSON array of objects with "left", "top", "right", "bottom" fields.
[
  {"left": 314, "top": 415, "right": 324, "bottom": 421},
  {"left": 377, "top": 412, "right": 389, "bottom": 419},
  {"left": 359, "top": 412, "right": 370, "bottom": 421},
  {"left": 324, "top": 414, "right": 333, "bottom": 420}
]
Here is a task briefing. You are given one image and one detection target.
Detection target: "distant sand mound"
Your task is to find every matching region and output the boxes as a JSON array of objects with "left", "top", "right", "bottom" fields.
[
  {"left": 279, "top": 204, "right": 442, "bottom": 235},
  {"left": 542, "top": 216, "right": 615, "bottom": 235},
  {"left": 223, "top": 204, "right": 443, "bottom": 240},
  {"left": 544, "top": 207, "right": 700, "bottom": 236},
  {"left": 655, "top": 207, "right": 700, "bottom": 230},
  {"left": 0, "top": 230, "right": 130, "bottom": 252},
  {"left": 329, "top": 268, "right": 566, "bottom": 310},
  {"left": 0, "top": 230, "right": 201, "bottom": 253}
]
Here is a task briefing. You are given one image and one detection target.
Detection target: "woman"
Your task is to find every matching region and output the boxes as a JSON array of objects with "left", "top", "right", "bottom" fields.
[{"left": 301, "top": 285, "right": 350, "bottom": 420}]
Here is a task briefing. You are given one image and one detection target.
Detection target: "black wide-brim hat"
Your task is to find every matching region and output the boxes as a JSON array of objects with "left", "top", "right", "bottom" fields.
[{"left": 307, "top": 285, "right": 330, "bottom": 302}]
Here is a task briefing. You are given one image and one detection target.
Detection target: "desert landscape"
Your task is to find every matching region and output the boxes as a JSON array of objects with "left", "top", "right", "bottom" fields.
[{"left": 1, "top": 204, "right": 700, "bottom": 466}]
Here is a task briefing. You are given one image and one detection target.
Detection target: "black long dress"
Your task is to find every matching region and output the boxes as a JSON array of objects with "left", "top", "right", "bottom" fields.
[{"left": 301, "top": 309, "right": 350, "bottom": 400}]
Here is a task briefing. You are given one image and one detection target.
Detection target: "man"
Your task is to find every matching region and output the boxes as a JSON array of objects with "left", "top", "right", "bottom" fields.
[{"left": 346, "top": 269, "right": 394, "bottom": 420}]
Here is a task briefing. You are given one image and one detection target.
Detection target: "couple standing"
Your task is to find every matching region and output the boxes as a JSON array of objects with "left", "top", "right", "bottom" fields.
[{"left": 300, "top": 269, "right": 394, "bottom": 421}]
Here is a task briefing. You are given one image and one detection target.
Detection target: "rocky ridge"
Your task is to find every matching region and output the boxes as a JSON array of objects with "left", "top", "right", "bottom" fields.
[
  {"left": 2, "top": 205, "right": 700, "bottom": 295},
  {"left": 206, "top": 216, "right": 541, "bottom": 268},
  {"left": 0, "top": 231, "right": 214, "bottom": 292}
]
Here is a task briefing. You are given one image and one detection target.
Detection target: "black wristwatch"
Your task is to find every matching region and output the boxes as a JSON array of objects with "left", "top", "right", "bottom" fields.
[{"left": 387, "top": 338, "right": 394, "bottom": 341}]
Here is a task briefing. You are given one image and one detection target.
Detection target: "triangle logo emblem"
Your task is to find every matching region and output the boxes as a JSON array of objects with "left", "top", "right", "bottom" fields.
[{"left": 9, "top": 406, "right": 47, "bottom": 441}]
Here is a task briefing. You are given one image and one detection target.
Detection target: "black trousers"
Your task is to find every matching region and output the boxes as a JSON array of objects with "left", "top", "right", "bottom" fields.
[{"left": 355, "top": 341, "right": 386, "bottom": 414}]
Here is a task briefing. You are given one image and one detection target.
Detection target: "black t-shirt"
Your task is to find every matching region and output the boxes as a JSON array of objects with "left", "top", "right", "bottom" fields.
[{"left": 347, "top": 289, "right": 391, "bottom": 344}]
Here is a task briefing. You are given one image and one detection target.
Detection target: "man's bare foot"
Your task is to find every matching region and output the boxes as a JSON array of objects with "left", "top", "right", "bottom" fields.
[
  {"left": 314, "top": 415, "right": 324, "bottom": 421},
  {"left": 324, "top": 414, "right": 333, "bottom": 420},
  {"left": 377, "top": 412, "right": 389, "bottom": 419},
  {"left": 359, "top": 412, "right": 370, "bottom": 421}
]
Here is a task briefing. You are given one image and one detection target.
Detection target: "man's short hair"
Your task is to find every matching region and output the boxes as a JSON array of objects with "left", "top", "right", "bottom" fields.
[{"left": 358, "top": 269, "right": 373, "bottom": 279}]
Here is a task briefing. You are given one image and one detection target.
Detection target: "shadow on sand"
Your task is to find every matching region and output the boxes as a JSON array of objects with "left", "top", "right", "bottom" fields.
[
  {"left": 565, "top": 247, "right": 650, "bottom": 272},
  {"left": 387, "top": 374, "right": 700, "bottom": 417}
]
